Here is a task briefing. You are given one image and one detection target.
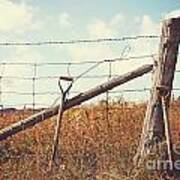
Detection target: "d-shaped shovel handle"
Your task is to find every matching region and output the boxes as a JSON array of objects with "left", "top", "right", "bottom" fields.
[{"left": 58, "top": 76, "right": 74, "bottom": 95}]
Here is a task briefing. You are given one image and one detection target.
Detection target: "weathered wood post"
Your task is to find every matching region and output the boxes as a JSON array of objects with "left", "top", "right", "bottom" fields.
[{"left": 135, "top": 17, "right": 180, "bottom": 167}]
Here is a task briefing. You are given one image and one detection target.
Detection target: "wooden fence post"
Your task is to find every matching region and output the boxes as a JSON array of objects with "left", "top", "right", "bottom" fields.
[{"left": 135, "top": 17, "right": 180, "bottom": 166}]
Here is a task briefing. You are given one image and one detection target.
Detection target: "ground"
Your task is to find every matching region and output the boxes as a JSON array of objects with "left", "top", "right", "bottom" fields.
[{"left": 0, "top": 101, "right": 180, "bottom": 180}]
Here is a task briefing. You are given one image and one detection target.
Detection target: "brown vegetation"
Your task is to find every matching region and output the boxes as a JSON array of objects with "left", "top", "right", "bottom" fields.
[{"left": 0, "top": 101, "right": 180, "bottom": 179}]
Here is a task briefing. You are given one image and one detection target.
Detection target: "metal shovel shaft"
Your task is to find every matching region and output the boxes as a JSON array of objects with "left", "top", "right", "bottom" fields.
[{"left": 49, "top": 97, "right": 65, "bottom": 169}]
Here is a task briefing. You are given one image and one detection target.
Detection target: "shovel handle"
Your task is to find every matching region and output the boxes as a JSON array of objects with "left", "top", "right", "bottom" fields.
[{"left": 59, "top": 76, "right": 73, "bottom": 82}]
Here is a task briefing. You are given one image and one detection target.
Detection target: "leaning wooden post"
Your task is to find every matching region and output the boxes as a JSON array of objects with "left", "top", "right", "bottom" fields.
[
  {"left": 0, "top": 64, "right": 153, "bottom": 141},
  {"left": 135, "top": 17, "right": 180, "bottom": 165}
]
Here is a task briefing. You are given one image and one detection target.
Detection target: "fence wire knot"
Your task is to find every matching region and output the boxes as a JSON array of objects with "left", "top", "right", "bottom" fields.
[{"left": 156, "top": 85, "right": 170, "bottom": 99}]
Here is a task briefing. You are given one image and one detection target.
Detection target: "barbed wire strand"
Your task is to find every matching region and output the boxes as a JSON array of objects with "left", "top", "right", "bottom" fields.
[
  {"left": 0, "top": 35, "right": 159, "bottom": 46},
  {"left": 0, "top": 54, "right": 157, "bottom": 66}
]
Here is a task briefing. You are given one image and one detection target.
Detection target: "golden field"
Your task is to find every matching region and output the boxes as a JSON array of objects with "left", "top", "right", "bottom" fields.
[{"left": 0, "top": 100, "right": 180, "bottom": 180}]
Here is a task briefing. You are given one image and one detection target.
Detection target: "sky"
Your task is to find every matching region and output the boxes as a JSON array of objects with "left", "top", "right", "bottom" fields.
[{"left": 0, "top": 0, "right": 180, "bottom": 108}]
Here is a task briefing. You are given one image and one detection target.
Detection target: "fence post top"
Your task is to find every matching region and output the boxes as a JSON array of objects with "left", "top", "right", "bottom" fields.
[
  {"left": 163, "top": 16, "right": 180, "bottom": 27},
  {"left": 161, "top": 16, "right": 180, "bottom": 43}
]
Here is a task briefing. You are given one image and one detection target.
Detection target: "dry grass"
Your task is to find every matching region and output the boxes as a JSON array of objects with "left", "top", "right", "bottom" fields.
[{"left": 0, "top": 100, "right": 180, "bottom": 180}]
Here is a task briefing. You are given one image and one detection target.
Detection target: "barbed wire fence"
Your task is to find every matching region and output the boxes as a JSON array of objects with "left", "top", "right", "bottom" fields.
[
  {"left": 0, "top": 35, "right": 159, "bottom": 46},
  {"left": 0, "top": 35, "right": 179, "bottom": 116}
]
